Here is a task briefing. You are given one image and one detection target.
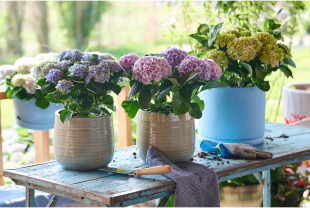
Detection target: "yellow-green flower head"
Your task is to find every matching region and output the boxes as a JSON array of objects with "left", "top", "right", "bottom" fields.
[
  {"left": 203, "top": 49, "right": 228, "bottom": 71},
  {"left": 200, "top": 27, "right": 209, "bottom": 35},
  {"left": 215, "top": 33, "right": 237, "bottom": 48},
  {"left": 223, "top": 26, "right": 251, "bottom": 38},
  {"left": 278, "top": 43, "right": 292, "bottom": 58},
  {"left": 193, "top": 40, "right": 207, "bottom": 54},
  {"left": 259, "top": 45, "right": 284, "bottom": 68},
  {"left": 227, "top": 37, "right": 263, "bottom": 62},
  {"left": 251, "top": 32, "right": 276, "bottom": 46}
]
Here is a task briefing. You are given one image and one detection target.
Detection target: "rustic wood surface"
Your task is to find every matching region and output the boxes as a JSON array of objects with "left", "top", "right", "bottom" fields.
[
  {"left": 4, "top": 123, "right": 310, "bottom": 206},
  {"left": 33, "top": 130, "right": 51, "bottom": 163},
  {"left": 0, "top": 92, "right": 7, "bottom": 185}
]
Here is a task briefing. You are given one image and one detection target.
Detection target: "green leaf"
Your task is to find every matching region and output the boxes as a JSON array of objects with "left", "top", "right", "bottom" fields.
[
  {"left": 189, "top": 102, "right": 202, "bottom": 119},
  {"left": 12, "top": 87, "right": 22, "bottom": 98},
  {"left": 189, "top": 34, "right": 208, "bottom": 46},
  {"left": 37, "top": 78, "right": 48, "bottom": 86},
  {"left": 240, "top": 62, "right": 252, "bottom": 76},
  {"left": 53, "top": 92, "right": 69, "bottom": 101},
  {"left": 35, "top": 98, "right": 50, "bottom": 109},
  {"left": 41, "top": 83, "right": 56, "bottom": 94},
  {"left": 35, "top": 89, "right": 44, "bottom": 98},
  {"left": 279, "top": 66, "right": 293, "bottom": 79},
  {"left": 283, "top": 57, "right": 296, "bottom": 68},
  {"left": 79, "top": 111, "right": 89, "bottom": 117},
  {"left": 192, "top": 96, "right": 204, "bottom": 111},
  {"left": 128, "top": 82, "right": 144, "bottom": 99},
  {"left": 101, "top": 82, "right": 114, "bottom": 90},
  {"left": 172, "top": 91, "right": 191, "bottom": 116},
  {"left": 72, "top": 97, "right": 82, "bottom": 104},
  {"left": 100, "top": 107, "right": 111, "bottom": 116},
  {"left": 264, "top": 19, "right": 275, "bottom": 32},
  {"left": 255, "top": 64, "right": 269, "bottom": 79},
  {"left": 78, "top": 93, "right": 89, "bottom": 100},
  {"left": 255, "top": 80, "right": 270, "bottom": 91},
  {"left": 112, "top": 84, "right": 121, "bottom": 95},
  {"left": 121, "top": 100, "right": 140, "bottom": 119},
  {"left": 102, "top": 95, "right": 113, "bottom": 105},
  {"left": 177, "top": 71, "right": 200, "bottom": 88},
  {"left": 60, "top": 109, "right": 73, "bottom": 124},
  {"left": 88, "top": 114, "right": 96, "bottom": 117},
  {"left": 46, "top": 94, "right": 63, "bottom": 103},
  {"left": 138, "top": 89, "right": 152, "bottom": 109},
  {"left": 200, "top": 82, "right": 230, "bottom": 92},
  {"left": 197, "top": 24, "right": 209, "bottom": 34},
  {"left": 73, "top": 80, "right": 85, "bottom": 84},
  {"left": 208, "top": 22, "right": 223, "bottom": 47},
  {"left": 166, "top": 78, "right": 180, "bottom": 88},
  {"left": 81, "top": 100, "right": 93, "bottom": 111}
]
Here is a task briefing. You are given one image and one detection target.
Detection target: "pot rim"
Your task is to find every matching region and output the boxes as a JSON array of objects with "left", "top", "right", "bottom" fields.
[
  {"left": 137, "top": 109, "right": 190, "bottom": 117},
  {"left": 55, "top": 109, "right": 111, "bottom": 119},
  {"left": 283, "top": 83, "right": 310, "bottom": 94}
]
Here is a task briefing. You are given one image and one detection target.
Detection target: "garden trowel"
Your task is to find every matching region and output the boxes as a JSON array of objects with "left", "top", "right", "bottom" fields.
[{"left": 102, "top": 165, "right": 173, "bottom": 176}]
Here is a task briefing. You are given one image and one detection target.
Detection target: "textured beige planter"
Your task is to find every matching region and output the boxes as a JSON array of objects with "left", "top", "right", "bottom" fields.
[
  {"left": 137, "top": 110, "right": 195, "bottom": 163},
  {"left": 220, "top": 184, "right": 263, "bottom": 207},
  {"left": 54, "top": 109, "right": 114, "bottom": 171}
]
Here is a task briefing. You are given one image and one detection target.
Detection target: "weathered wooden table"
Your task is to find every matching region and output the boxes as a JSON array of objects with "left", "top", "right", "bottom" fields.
[{"left": 3, "top": 123, "right": 310, "bottom": 207}]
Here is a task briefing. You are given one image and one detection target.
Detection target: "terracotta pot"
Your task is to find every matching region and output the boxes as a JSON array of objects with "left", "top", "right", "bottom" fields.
[
  {"left": 136, "top": 110, "right": 195, "bottom": 163},
  {"left": 220, "top": 184, "right": 263, "bottom": 207},
  {"left": 54, "top": 109, "right": 114, "bottom": 171}
]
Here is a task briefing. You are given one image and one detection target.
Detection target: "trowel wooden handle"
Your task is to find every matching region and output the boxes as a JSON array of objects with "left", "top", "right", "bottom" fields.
[{"left": 135, "top": 165, "right": 173, "bottom": 176}]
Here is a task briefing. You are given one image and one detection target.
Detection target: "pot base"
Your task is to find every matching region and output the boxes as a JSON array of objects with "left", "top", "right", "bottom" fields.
[
  {"left": 197, "top": 134, "right": 264, "bottom": 146},
  {"left": 15, "top": 118, "right": 55, "bottom": 130}
]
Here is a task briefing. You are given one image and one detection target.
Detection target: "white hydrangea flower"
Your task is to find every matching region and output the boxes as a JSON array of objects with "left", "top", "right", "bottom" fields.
[
  {"left": 35, "top": 53, "right": 56, "bottom": 62},
  {"left": 14, "top": 57, "right": 39, "bottom": 74},
  {"left": 0, "top": 65, "right": 17, "bottom": 80},
  {"left": 22, "top": 74, "right": 37, "bottom": 94},
  {"left": 11, "top": 74, "right": 26, "bottom": 87}
]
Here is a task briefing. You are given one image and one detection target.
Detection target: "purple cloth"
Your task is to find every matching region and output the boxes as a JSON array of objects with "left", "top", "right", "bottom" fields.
[{"left": 146, "top": 147, "right": 220, "bottom": 207}]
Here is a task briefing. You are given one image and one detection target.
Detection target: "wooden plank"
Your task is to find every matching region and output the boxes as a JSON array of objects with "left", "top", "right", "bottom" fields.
[
  {"left": 33, "top": 130, "right": 50, "bottom": 163},
  {"left": 0, "top": 101, "right": 3, "bottom": 186},
  {"left": 263, "top": 170, "right": 271, "bottom": 207},
  {"left": 117, "top": 86, "right": 132, "bottom": 148},
  {"left": 0, "top": 92, "right": 7, "bottom": 100},
  {"left": 26, "top": 187, "right": 35, "bottom": 207}
]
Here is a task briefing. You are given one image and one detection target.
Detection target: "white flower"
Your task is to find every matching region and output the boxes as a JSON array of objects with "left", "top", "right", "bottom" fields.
[
  {"left": 22, "top": 74, "right": 37, "bottom": 94},
  {"left": 14, "top": 57, "right": 39, "bottom": 74},
  {"left": 35, "top": 53, "right": 56, "bottom": 62},
  {"left": 11, "top": 74, "right": 26, "bottom": 87},
  {"left": 0, "top": 65, "right": 17, "bottom": 80}
]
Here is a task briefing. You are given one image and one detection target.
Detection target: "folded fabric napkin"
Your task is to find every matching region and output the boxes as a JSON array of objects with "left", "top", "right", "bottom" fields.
[
  {"left": 200, "top": 139, "right": 273, "bottom": 159},
  {"left": 146, "top": 146, "right": 220, "bottom": 207}
]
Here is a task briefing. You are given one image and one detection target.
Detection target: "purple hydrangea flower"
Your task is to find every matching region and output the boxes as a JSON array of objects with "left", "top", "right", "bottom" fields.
[
  {"left": 56, "top": 60, "right": 72, "bottom": 69},
  {"left": 203, "top": 59, "right": 223, "bottom": 81},
  {"left": 81, "top": 60, "right": 92, "bottom": 68},
  {"left": 55, "top": 50, "right": 68, "bottom": 61},
  {"left": 97, "top": 53, "right": 115, "bottom": 62},
  {"left": 100, "top": 59, "right": 124, "bottom": 73},
  {"left": 161, "top": 47, "right": 189, "bottom": 67},
  {"left": 56, "top": 80, "right": 74, "bottom": 93},
  {"left": 46, "top": 69, "right": 63, "bottom": 83},
  {"left": 86, "top": 65, "right": 110, "bottom": 84},
  {"left": 119, "top": 53, "right": 140, "bottom": 73},
  {"left": 82, "top": 53, "right": 94, "bottom": 61},
  {"left": 68, "top": 64, "right": 88, "bottom": 77},
  {"left": 64, "top": 49, "right": 83, "bottom": 61},
  {"left": 178, "top": 56, "right": 212, "bottom": 81},
  {"left": 132, "top": 56, "right": 172, "bottom": 85}
]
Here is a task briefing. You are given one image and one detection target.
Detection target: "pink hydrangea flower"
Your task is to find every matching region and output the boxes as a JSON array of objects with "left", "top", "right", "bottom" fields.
[
  {"left": 203, "top": 59, "right": 223, "bottom": 81},
  {"left": 132, "top": 56, "right": 172, "bottom": 85},
  {"left": 178, "top": 56, "right": 212, "bottom": 81},
  {"left": 119, "top": 53, "right": 140, "bottom": 73},
  {"left": 161, "top": 47, "right": 189, "bottom": 67}
]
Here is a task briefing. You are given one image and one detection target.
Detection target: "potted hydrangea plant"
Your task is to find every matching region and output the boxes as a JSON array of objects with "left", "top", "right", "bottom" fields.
[
  {"left": 35, "top": 49, "right": 123, "bottom": 170},
  {"left": 190, "top": 19, "right": 295, "bottom": 145},
  {"left": 119, "top": 48, "right": 228, "bottom": 163},
  {"left": 0, "top": 54, "right": 62, "bottom": 130}
]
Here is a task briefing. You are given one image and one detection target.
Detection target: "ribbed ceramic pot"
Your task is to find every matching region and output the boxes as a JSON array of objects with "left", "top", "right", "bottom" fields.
[
  {"left": 54, "top": 109, "right": 114, "bottom": 171},
  {"left": 137, "top": 110, "right": 195, "bottom": 163}
]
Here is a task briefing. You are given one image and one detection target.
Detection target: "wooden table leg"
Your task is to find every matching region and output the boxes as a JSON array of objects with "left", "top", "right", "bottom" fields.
[
  {"left": 33, "top": 130, "right": 50, "bottom": 163},
  {"left": 26, "top": 187, "right": 35, "bottom": 207},
  {"left": 117, "top": 86, "right": 133, "bottom": 148},
  {"left": 263, "top": 170, "right": 271, "bottom": 207},
  {"left": 47, "top": 195, "right": 60, "bottom": 207},
  {"left": 158, "top": 196, "right": 170, "bottom": 207},
  {"left": 0, "top": 101, "right": 3, "bottom": 186}
]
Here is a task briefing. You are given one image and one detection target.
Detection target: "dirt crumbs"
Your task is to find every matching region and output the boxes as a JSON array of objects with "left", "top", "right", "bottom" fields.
[
  {"left": 265, "top": 137, "right": 274, "bottom": 141},
  {"left": 197, "top": 152, "right": 209, "bottom": 158},
  {"left": 277, "top": 134, "right": 289, "bottom": 138}
]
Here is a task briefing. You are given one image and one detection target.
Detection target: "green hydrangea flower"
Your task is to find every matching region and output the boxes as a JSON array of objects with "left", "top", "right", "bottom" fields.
[
  {"left": 193, "top": 40, "right": 207, "bottom": 55},
  {"left": 204, "top": 49, "right": 228, "bottom": 70},
  {"left": 215, "top": 33, "right": 237, "bottom": 48},
  {"left": 223, "top": 26, "right": 251, "bottom": 38},
  {"left": 259, "top": 45, "right": 284, "bottom": 68},
  {"left": 278, "top": 43, "right": 292, "bottom": 58},
  {"left": 227, "top": 37, "right": 263, "bottom": 62},
  {"left": 252, "top": 32, "right": 276, "bottom": 46}
]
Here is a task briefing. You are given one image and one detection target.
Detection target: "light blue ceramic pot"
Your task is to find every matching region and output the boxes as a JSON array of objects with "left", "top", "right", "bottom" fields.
[
  {"left": 198, "top": 86, "right": 266, "bottom": 145},
  {"left": 13, "top": 97, "right": 63, "bottom": 130}
]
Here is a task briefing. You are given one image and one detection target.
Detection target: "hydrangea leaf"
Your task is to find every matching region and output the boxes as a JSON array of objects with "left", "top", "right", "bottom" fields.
[
  {"left": 283, "top": 57, "right": 296, "bottom": 68},
  {"left": 192, "top": 96, "right": 205, "bottom": 111},
  {"left": 60, "top": 110, "right": 73, "bottom": 124},
  {"left": 208, "top": 22, "right": 223, "bottom": 47},
  {"left": 35, "top": 98, "right": 50, "bottom": 109},
  {"left": 79, "top": 111, "right": 89, "bottom": 117},
  {"left": 37, "top": 78, "right": 48, "bottom": 86},
  {"left": 240, "top": 62, "right": 253, "bottom": 76},
  {"left": 255, "top": 80, "right": 270, "bottom": 91},
  {"left": 41, "top": 83, "right": 56, "bottom": 94},
  {"left": 172, "top": 91, "right": 191, "bottom": 116},
  {"left": 46, "top": 94, "right": 63, "bottom": 103},
  {"left": 138, "top": 84, "right": 159, "bottom": 109},
  {"left": 200, "top": 82, "right": 230, "bottom": 92},
  {"left": 178, "top": 71, "right": 200, "bottom": 88},
  {"left": 100, "top": 108, "right": 111, "bottom": 116},
  {"left": 166, "top": 78, "right": 180, "bottom": 88},
  {"left": 189, "top": 102, "right": 202, "bottom": 119},
  {"left": 279, "top": 65, "right": 294, "bottom": 79},
  {"left": 121, "top": 100, "right": 139, "bottom": 119},
  {"left": 128, "top": 81, "right": 144, "bottom": 99},
  {"left": 35, "top": 89, "right": 44, "bottom": 98}
]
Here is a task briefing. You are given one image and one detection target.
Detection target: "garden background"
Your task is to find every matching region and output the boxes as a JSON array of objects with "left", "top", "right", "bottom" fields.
[{"left": 1, "top": 1, "right": 310, "bottom": 206}]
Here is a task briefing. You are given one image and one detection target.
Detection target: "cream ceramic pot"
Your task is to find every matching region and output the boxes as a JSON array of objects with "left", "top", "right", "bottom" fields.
[
  {"left": 137, "top": 110, "right": 195, "bottom": 163},
  {"left": 54, "top": 109, "right": 114, "bottom": 171}
]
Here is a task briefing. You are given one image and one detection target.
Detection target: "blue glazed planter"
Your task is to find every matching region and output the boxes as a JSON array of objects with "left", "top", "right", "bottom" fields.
[
  {"left": 198, "top": 86, "right": 266, "bottom": 145},
  {"left": 13, "top": 97, "right": 63, "bottom": 130}
]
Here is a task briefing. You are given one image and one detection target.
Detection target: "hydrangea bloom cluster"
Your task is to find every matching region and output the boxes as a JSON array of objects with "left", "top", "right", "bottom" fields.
[
  {"left": 259, "top": 45, "right": 284, "bottom": 68},
  {"left": 119, "top": 53, "right": 140, "bottom": 73},
  {"left": 278, "top": 43, "right": 292, "bottom": 58},
  {"left": 132, "top": 56, "right": 172, "bottom": 85},
  {"left": 55, "top": 49, "right": 83, "bottom": 62},
  {"left": 194, "top": 40, "right": 207, "bottom": 55},
  {"left": 11, "top": 74, "right": 26, "bottom": 87},
  {"left": 100, "top": 59, "right": 124, "bottom": 73},
  {"left": 46, "top": 69, "right": 63, "bottom": 83},
  {"left": 178, "top": 56, "right": 212, "bottom": 81},
  {"left": 161, "top": 47, "right": 189, "bottom": 67},
  {"left": 30, "top": 61, "right": 58, "bottom": 80},
  {"left": 86, "top": 65, "right": 110, "bottom": 84},
  {"left": 14, "top": 57, "right": 39, "bottom": 74},
  {"left": 223, "top": 26, "right": 251, "bottom": 38},
  {"left": 69, "top": 64, "right": 88, "bottom": 77},
  {"left": 227, "top": 37, "right": 263, "bottom": 62},
  {"left": 11, "top": 74, "right": 37, "bottom": 94},
  {"left": 98, "top": 53, "right": 116, "bottom": 62},
  {"left": 215, "top": 33, "right": 237, "bottom": 48},
  {"left": 204, "top": 49, "right": 228, "bottom": 70},
  {"left": 251, "top": 32, "right": 276, "bottom": 46},
  {"left": 0, "top": 65, "right": 17, "bottom": 80},
  {"left": 56, "top": 60, "right": 72, "bottom": 69},
  {"left": 35, "top": 53, "right": 56, "bottom": 62},
  {"left": 203, "top": 59, "right": 223, "bottom": 81},
  {"left": 82, "top": 53, "right": 94, "bottom": 61},
  {"left": 56, "top": 80, "right": 74, "bottom": 93}
]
